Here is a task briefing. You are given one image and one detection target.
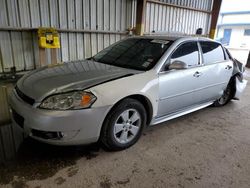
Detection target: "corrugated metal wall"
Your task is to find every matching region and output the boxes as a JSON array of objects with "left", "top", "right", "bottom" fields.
[
  {"left": 0, "top": 0, "right": 213, "bottom": 73},
  {"left": 144, "top": 0, "right": 213, "bottom": 35},
  {"left": 0, "top": 0, "right": 137, "bottom": 73}
]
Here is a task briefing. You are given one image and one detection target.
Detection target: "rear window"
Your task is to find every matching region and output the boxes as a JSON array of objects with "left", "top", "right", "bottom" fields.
[{"left": 200, "top": 41, "right": 225, "bottom": 64}]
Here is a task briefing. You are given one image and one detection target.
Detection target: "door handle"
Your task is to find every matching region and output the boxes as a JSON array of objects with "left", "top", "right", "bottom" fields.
[
  {"left": 193, "top": 71, "right": 202, "bottom": 77},
  {"left": 225, "top": 65, "right": 232, "bottom": 70}
]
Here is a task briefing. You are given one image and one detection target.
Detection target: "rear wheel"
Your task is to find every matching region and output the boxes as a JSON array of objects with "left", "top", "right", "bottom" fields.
[
  {"left": 213, "top": 79, "right": 235, "bottom": 107},
  {"left": 101, "top": 98, "right": 146, "bottom": 151}
]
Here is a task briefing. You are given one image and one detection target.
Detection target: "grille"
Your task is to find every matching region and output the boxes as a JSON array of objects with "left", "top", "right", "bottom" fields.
[{"left": 15, "top": 86, "right": 35, "bottom": 105}]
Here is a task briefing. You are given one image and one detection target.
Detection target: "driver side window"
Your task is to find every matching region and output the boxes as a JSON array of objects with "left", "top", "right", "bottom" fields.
[{"left": 170, "top": 42, "right": 199, "bottom": 67}]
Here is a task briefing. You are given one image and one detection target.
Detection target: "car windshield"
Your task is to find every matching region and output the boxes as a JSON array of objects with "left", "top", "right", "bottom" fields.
[{"left": 93, "top": 38, "right": 173, "bottom": 71}]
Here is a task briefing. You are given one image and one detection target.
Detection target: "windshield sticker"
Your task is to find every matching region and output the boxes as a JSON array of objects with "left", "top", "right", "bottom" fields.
[
  {"left": 142, "top": 61, "right": 151, "bottom": 67},
  {"left": 147, "top": 58, "right": 154, "bottom": 62},
  {"left": 151, "top": 39, "right": 170, "bottom": 45}
]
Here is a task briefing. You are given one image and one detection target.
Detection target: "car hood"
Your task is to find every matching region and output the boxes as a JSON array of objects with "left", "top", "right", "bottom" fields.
[{"left": 16, "top": 60, "right": 141, "bottom": 101}]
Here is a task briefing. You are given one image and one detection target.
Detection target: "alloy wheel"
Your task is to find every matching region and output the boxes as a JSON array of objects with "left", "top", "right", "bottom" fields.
[{"left": 113, "top": 109, "right": 141, "bottom": 144}]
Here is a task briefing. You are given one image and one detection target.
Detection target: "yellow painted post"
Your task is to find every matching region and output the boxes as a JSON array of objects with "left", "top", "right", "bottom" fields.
[
  {"left": 135, "top": 0, "right": 146, "bottom": 36},
  {"left": 209, "top": 0, "right": 222, "bottom": 39},
  {"left": 209, "top": 29, "right": 216, "bottom": 39}
]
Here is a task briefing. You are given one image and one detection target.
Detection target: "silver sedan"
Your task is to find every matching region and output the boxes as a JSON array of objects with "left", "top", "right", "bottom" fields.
[{"left": 10, "top": 36, "right": 247, "bottom": 150}]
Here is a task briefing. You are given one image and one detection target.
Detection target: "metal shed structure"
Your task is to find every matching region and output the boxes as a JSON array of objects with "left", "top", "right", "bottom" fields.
[
  {"left": 0, "top": 0, "right": 225, "bottom": 165},
  {"left": 0, "top": 0, "right": 137, "bottom": 72},
  {"left": 0, "top": 0, "right": 218, "bottom": 74}
]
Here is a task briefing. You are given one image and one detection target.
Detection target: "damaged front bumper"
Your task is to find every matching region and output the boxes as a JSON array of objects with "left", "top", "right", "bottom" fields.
[
  {"left": 234, "top": 76, "right": 248, "bottom": 100},
  {"left": 232, "top": 58, "right": 248, "bottom": 100}
]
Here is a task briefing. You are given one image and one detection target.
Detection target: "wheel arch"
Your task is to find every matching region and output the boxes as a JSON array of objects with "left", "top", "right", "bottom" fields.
[{"left": 103, "top": 94, "right": 153, "bottom": 127}]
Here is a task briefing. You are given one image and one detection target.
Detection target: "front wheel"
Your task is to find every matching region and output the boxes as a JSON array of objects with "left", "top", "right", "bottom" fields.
[
  {"left": 213, "top": 79, "right": 235, "bottom": 107},
  {"left": 100, "top": 98, "right": 146, "bottom": 151}
]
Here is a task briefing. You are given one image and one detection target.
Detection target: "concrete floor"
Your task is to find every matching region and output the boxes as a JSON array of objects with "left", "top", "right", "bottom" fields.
[{"left": 1, "top": 70, "right": 250, "bottom": 188}]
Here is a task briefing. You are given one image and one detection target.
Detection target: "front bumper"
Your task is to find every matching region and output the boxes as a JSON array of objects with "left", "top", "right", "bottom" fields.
[{"left": 9, "top": 90, "right": 111, "bottom": 145}]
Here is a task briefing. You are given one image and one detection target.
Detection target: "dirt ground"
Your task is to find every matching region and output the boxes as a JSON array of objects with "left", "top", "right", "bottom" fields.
[{"left": 1, "top": 70, "right": 250, "bottom": 188}]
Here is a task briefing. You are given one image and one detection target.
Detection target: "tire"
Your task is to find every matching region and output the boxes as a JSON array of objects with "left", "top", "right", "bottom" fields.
[
  {"left": 213, "top": 78, "right": 235, "bottom": 107},
  {"left": 100, "top": 98, "right": 147, "bottom": 151}
]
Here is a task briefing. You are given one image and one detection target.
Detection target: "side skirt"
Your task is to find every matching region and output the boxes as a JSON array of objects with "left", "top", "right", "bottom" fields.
[{"left": 150, "top": 101, "right": 214, "bottom": 126}]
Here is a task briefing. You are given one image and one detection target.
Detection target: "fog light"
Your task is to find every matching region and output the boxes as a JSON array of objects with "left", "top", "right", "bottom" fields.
[
  {"left": 31, "top": 129, "right": 63, "bottom": 140},
  {"left": 31, "top": 129, "right": 78, "bottom": 140}
]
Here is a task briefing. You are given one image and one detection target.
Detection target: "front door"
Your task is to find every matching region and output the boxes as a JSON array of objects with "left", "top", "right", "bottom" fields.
[{"left": 157, "top": 41, "right": 200, "bottom": 117}]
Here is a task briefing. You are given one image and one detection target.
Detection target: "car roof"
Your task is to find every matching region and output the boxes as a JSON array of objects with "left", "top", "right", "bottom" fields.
[{"left": 130, "top": 35, "right": 215, "bottom": 42}]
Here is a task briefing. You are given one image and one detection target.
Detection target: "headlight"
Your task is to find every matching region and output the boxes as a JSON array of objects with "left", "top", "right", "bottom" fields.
[{"left": 39, "top": 91, "right": 97, "bottom": 110}]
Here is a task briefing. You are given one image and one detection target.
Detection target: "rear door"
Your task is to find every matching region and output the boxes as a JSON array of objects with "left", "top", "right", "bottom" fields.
[{"left": 193, "top": 41, "right": 233, "bottom": 103}]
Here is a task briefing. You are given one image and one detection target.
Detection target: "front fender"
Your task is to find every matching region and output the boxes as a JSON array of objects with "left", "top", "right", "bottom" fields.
[{"left": 88, "top": 71, "right": 159, "bottom": 117}]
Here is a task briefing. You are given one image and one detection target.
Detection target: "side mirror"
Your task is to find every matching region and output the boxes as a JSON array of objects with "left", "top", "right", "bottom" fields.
[{"left": 168, "top": 60, "right": 188, "bottom": 70}]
